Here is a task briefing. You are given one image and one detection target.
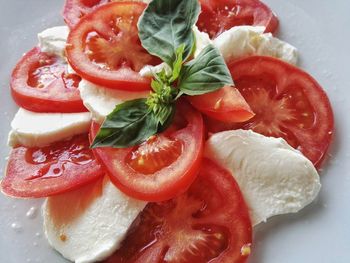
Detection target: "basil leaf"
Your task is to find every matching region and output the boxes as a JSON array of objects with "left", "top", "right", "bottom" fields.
[
  {"left": 178, "top": 45, "right": 234, "bottom": 96},
  {"left": 91, "top": 99, "right": 158, "bottom": 148},
  {"left": 170, "top": 44, "right": 185, "bottom": 83},
  {"left": 155, "top": 103, "right": 176, "bottom": 126},
  {"left": 138, "top": 0, "right": 200, "bottom": 66}
]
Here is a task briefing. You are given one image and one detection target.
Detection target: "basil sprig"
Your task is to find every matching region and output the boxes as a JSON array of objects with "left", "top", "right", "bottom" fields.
[{"left": 91, "top": 0, "right": 233, "bottom": 149}]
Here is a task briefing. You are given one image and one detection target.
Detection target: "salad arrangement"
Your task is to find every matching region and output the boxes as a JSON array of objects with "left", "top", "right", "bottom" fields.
[{"left": 1, "top": 0, "right": 334, "bottom": 262}]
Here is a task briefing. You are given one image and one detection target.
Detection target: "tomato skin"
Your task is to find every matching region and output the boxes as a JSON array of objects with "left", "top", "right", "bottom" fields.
[
  {"left": 187, "top": 85, "right": 255, "bottom": 123},
  {"left": 197, "top": 0, "right": 279, "bottom": 39},
  {"left": 90, "top": 101, "right": 204, "bottom": 202},
  {"left": 105, "top": 159, "right": 252, "bottom": 263},
  {"left": 207, "top": 56, "right": 334, "bottom": 168},
  {"left": 1, "top": 134, "right": 105, "bottom": 198},
  {"left": 11, "top": 47, "right": 86, "bottom": 113},
  {"left": 66, "top": 2, "right": 159, "bottom": 91}
]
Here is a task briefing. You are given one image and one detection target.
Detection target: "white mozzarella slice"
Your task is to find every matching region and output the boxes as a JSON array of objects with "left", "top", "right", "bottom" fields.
[
  {"left": 43, "top": 176, "right": 146, "bottom": 263},
  {"left": 204, "top": 130, "right": 321, "bottom": 226},
  {"left": 78, "top": 80, "right": 149, "bottom": 123},
  {"left": 213, "top": 26, "right": 298, "bottom": 65},
  {"left": 8, "top": 108, "right": 91, "bottom": 148},
  {"left": 38, "top": 26, "right": 69, "bottom": 58}
]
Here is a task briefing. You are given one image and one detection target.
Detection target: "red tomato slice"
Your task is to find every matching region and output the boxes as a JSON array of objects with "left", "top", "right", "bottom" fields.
[
  {"left": 66, "top": 2, "right": 160, "bottom": 91},
  {"left": 1, "top": 134, "right": 105, "bottom": 198},
  {"left": 197, "top": 0, "right": 279, "bottom": 39},
  {"left": 11, "top": 47, "right": 85, "bottom": 113},
  {"left": 62, "top": 0, "right": 110, "bottom": 28},
  {"left": 105, "top": 159, "right": 252, "bottom": 263},
  {"left": 187, "top": 85, "right": 255, "bottom": 123},
  {"left": 90, "top": 101, "right": 204, "bottom": 202},
  {"left": 206, "top": 56, "right": 334, "bottom": 168}
]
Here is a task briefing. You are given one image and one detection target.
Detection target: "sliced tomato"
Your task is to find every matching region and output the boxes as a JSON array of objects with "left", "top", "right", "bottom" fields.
[
  {"left": 206, "top": 56, "right": 334, "bottom": 168},
  {"left": 105, "top": 159, "right": 252, "bottom": 263},
  {"left": 10, "top": 47, "right": 85, "bottom": 113},
  {"left": 187, "top": 85, "right": 255, "bottom": 123},
  {"left": 1, "top": 134, "right": 105, "bottom": 198},
  {"left": 197, "top": 0, "right": 279, "bottom": 39},
  {"left": 66, "top": 2, "right": 160, "bottom": 91},
  {"left": 90, "top": 101, "right": 204, "bottom": 202},
  {"left": 62, "top": 0, "right": 110, "bottom": 28}
]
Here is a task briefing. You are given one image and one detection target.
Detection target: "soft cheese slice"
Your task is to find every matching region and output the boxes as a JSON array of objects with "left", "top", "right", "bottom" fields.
[
  {"left": 78, "top": 80, "right": 149, "bottom": 123},
  {"left": 43, "top": 176, "right": 146, "bottom": 263},
  {"left": 8, "top": 108, "right": 91, "bottom": 148},
  {"left": 204, "top": 130, "right": 321, "bottom": 226},
  {"left": 214, "top": 26, "right": 298, "bottom": 65},
  {"left": 38, "top": 26, "right": 69, "bottom": 58}
]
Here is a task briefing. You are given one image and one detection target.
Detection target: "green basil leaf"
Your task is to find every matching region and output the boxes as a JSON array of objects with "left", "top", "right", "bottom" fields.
[
  {"left": 170, "top": 44, "right": 185, "bottom": 83},
  {"left": 138, "top": 0, "right": 200, "bottom": 66},
  {"left": 178, "top": 44, "right": 234, "bottom": 96},
  {"left": 91, "top": 99, "right": 158, "bottom": 148},
  {"left": 155, "top": 103, "right": 176, "bottom": 126}
]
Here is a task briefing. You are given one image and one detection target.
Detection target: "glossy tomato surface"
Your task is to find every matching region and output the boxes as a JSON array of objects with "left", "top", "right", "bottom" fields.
[
  {"left": 91, "top": 101, "right": 204, "bottom": 202},
  {"left": 206, "top": 56, "right": 334, "bottom": 168},
  {"left": 197, "top": 0, "right": 278, "bottom": 39},
  {"left": 105, "top": 159, "right": 252, "bottom": 263},
  {"left": 1, "top": 134, "right": 105, "bottom": 198},
  {"left": 11, "top": 47, "right": 85, "bottom": 113},
  {"left": 66, "top": 2, "right": 160, "bottom": 91},
  {"left": 188, "top": 85, "right": 255, "bottom": 123}
]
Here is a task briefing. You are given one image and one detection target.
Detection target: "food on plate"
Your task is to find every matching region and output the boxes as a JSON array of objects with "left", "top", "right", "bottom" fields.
[
  {"left": 90, "top": 101, "right": 204, "bottom": 202},
  {"left": 197, "top": 0, "right": 279, "bottom": 38},
  {"left": 8, "top": 108, "right": 91, "bottom": 147},
  {"left": 206, "top": 56, "right": 334, "bottom": 167},
  {"left": 10, "top": 46, "right": 85, "bottom": 113},
  {"left": 1, "top": 134, "right": 104, "bottom": 198},
  {"left": 0, "top": 0, "right": 335, "bottom": 262},
  {"left": 205, "top": 130, "right": 321, "bottom": 225},
  {"left": 106, "top": 159, "right": 252, "bottom": 263},
  {"left": 78, "top": 79, "right": 149, "bottom": 124},
  {"left": 43, "top": 176, "right": 146, "bottom": 263},
  {"left": 66, "top": 2, "right": 160, "bottom": 90}
]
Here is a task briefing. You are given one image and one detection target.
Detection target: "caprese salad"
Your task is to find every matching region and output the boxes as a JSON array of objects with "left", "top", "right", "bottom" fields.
[{"left": 1, "top": 0, "right": 334, "bottom": 262}]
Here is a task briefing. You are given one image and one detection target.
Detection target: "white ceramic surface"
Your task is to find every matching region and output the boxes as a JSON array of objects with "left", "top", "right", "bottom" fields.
[{"left": 0, "top": 0, "right": 349, "bottom": 262}]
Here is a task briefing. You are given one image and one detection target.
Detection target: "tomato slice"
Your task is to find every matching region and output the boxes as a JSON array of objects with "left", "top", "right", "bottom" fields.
[
  {"left": 10, "top": 47, "right": 85, "bottom": 113},
  {"left": 187, "top": 85, "right": 255, "bottom": 123},
  {"left": 90, "top": 101, "right": 204, "bottom": 202},
  {"left": 66, "top": 2, "right": 160, "bottom": 91},
  {"left": 206, "top": 56, "right": 334, "bottom": 168},
  {"left": 197, "top": 0, "right": 279, "bottom": 39},
  {"left": 62, "top": 0, "right": 110, "bottom": 28},
  {"left": 1, "top": 134, "right": 105, "bottom": 198},
  {"left": 105, "top": 159, "right": 252, "bottom": 263}
]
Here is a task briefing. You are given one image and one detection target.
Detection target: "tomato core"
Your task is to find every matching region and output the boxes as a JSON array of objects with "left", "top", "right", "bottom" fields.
[{"left": 126, "top": 135, "right": 183, "bottom": 175}]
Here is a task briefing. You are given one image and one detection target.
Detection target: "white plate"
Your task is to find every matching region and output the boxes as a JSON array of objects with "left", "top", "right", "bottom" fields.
[{"left": 1, "top": 0, "right": 349, "bottom": 262}]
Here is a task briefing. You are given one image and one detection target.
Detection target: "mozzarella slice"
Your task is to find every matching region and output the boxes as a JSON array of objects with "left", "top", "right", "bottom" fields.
[
  {"left": 214, "top": 26, "right": 298, "bottom": 65},
  {"left": 8, "top": 108, "right": 91, "bottom": 148},
  {"left": 204, "top": 130, "right": 321, "bottom": 226},
  {"left": 38, "top": 26, "right": 69, "bottom": 58},
  {"left": 43, "top": 176, "right": 146, "bottom": 263},
  {"left": 78, "top": 80, "right": 149, "bottom": 123}
]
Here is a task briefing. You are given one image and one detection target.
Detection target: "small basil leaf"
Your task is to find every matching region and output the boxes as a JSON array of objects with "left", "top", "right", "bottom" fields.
[
  {"left": 178, "top": 44, "right": 234, "bottom": 96},
  {"left": 138, "top": 0, "right": 200, "bottom": 66},
  {"left": 158, "top": 104, "right": 176, "bottom": 132},
  {"left": 155, "top": 104, "right": 175, "bottom": 126},
  {"left": 91, "top": 99, "right": 158, "bottom": 148},
  {"left": 170, "top": 44, "right": 185, "bottom": 83}
]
